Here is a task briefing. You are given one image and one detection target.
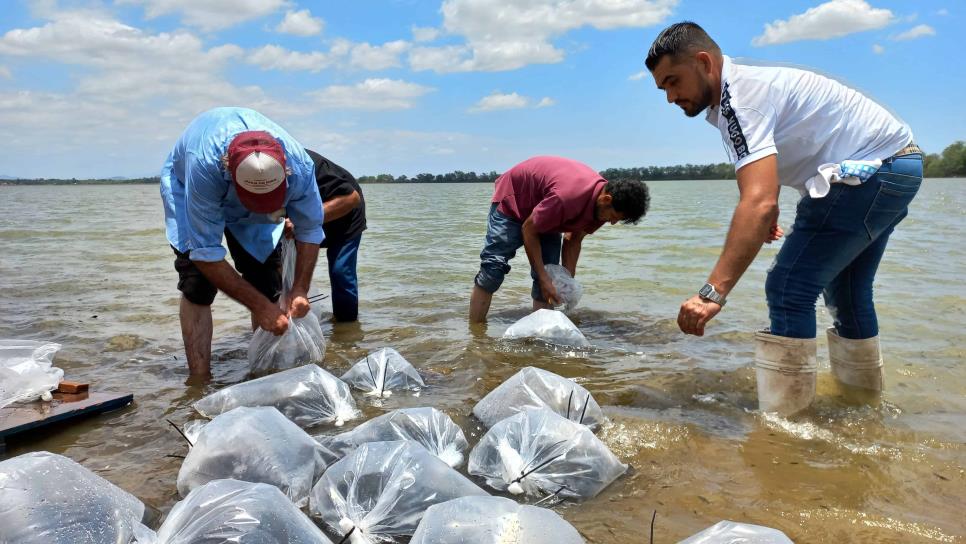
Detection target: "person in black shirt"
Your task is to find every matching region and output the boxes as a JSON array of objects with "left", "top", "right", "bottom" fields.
[{"left": 305, "top": 149, "right": 367, "bottom": 321}]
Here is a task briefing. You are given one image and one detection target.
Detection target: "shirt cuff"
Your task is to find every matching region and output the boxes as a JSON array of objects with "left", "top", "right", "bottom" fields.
[
  {"left": 295, "top": 224, "right": 326, "bottom": 246},
  {"left": 189, "top": 245, "right": 227, "bottom": 262},
  {"left": 735, "top": 146, "right": 778, "bottom": 171}
]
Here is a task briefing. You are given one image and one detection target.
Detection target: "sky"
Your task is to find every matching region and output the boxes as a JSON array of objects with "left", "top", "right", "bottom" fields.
[{"left": 0, "top": 0, "right": 960, "bottom": 179}]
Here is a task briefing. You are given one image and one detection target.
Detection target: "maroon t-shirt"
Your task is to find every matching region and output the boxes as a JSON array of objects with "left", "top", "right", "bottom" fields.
[{"left": 491, "top": 156, "right": 607, "bottom": 234}]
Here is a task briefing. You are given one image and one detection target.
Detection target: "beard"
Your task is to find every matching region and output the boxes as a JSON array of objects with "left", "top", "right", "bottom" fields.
[{"left": 681, "top": 79, "right": 714, "bottom": 117}]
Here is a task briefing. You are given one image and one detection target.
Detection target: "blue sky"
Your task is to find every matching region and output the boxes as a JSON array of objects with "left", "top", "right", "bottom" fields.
[{"left": 0, "top": 0, "right": 960, "bottom": 179}]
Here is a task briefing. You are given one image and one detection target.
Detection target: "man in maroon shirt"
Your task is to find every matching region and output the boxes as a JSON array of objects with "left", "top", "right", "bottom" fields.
[{"left": 470, "top": 156, "right": 650, "bottom": 322}]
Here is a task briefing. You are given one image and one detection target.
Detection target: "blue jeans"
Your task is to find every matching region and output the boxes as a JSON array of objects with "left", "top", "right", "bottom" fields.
[
  {"left": 326, "top": 234, "right": 361, "bottom": 322},
  {"left": 475, "top": 203, "right": 562, "bottom": 301},
  {"left": 765, "top": 154, "right": 923, "bottom": 339}
]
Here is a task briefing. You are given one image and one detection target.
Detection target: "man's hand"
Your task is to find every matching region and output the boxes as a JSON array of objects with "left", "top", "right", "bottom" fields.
[
  {"left": 283, "top": 218, "right": 295, "bottom": 240},
  {"left": 766, "top": 222, "right": 784, "bottom": 243},
  {"left": 255, "top": 302, "right": 289, "bottom": 336},
  {"left": 539, "top": 276, "right": 560, "bottom": 307},
  {"left": 287, "top": 292, "right": 311, "bottom": 318},
  {"left": 677, "top": 295, "right": 722, "bottom": 336}
]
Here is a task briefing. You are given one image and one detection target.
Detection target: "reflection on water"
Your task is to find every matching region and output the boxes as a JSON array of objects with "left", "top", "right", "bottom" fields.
[{"left": 0, "top": 181, "right": 964, "bottom": 542}]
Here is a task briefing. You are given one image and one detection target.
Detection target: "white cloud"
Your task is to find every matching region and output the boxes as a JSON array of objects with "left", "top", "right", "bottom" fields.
[
  {"left": 0, "top": 65, "right": 10, "bottom": 79},
  {"left": 628, "top": 70, "right": 648, "bottom": 81},
  {"left": 117, "top": 0, "right": 287, "bottom": 31},
  {"left": 349, "top": 40, "right": 411, "bottom": 70},
  {"left": 892, "top": 24, "right": 936, "bottom": 41},
  {"left": 936, "top": 8, "right": 949, "bottom": 16},
  {"left": 469, "top": 91, "right": 555, "bottom": 112},
  {"left": 412, "top": 26, "right": 440, "bottom": 42},
  {"left": 411, "top": 0, "right": 676, "bottom": 73},
  {"left": 752, "top": 0, "right": 895, "bottom": 46},
  {"left": 310, "top": 79, "right": 435, "bottom": 110},
  {"left": 247, "top": 44, "right": 339, "bottom": 72},
  {"left": 872, "top": 43, "right": 885, "bottom": 53},
  {"left": 276, "top": 9, "right": 324, "bottom": 37}
]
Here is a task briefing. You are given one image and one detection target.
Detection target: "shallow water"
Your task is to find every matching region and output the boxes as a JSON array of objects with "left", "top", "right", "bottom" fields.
[{"left": 1, "top": 180, "right": 964, "bottom": 543}]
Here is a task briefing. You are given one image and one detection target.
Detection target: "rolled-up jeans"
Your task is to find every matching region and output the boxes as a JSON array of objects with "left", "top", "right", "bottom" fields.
[
  {"left": 765, "top": 153, "right": 923, "bottom": 339},
  {"left": 475, "top": 203, "right": 562, "bottom": 301}
]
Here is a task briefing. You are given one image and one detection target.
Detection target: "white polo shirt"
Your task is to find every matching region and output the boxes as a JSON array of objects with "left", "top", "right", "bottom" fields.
[{"left": 706, "top": 56, "right": 913, "bottom": 193}]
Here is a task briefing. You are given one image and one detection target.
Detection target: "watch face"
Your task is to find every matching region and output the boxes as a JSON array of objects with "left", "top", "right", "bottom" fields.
[{"left": 699, "top": 284, "right": 713, "bottom": 297}]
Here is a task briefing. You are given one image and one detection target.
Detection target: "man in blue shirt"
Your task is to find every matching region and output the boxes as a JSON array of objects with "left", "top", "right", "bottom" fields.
[{"left": 160, "top": 107, "right": 325, "bottom": 377}]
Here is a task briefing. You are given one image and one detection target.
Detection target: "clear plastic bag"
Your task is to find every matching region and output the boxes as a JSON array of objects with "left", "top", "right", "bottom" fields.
[
  {"left": 340, "top": 348, "right": 425, "bottom": 398},
  {"left": 0, "top": 339, "right": 64, "bottom": 408},
  {"left": 473, "top": 366, "right": 605, "bottom": 431},
  {"left": 135, "top": 479, "right": 332, "bottom": 544},
  {"left": 677, "top": 520, "right": 794, "bottom": 543},
  {"left": 193, "top": 364, "right": 360, "bottom": 428},
  {"left": 544, "top": 264, "right": 583, "bottom": 312},
  {"left": 0, "top": 451, "right": 146, "bottom": 544},
  {"left": 502, "top": 309, "right": 590, "bottom": 347},
  {"left": 316, "top": 407, "right": 468, "bottom": 468},
  {"left": 177, "top": 406, "right": 329, "bottom": 507},
  {"left": 468, "top": 408, "right": 627, "bottom": 501},
  {"left": 410, "top": 496, "right": 585, "bottom": 544},
  {"left": 248, "top": 239, "right": 327, "bottom": 374},
  {"left": 309, "top": 440, "right": 488, "bottom": 543}
]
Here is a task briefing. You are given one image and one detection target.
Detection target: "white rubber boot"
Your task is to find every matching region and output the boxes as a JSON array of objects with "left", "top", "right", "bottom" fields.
[
  {"left": 754, "top": 330, "right": 818, "bottom": 416},
  {"left": 827, "top": 327, "right": 884, "bottom": 391}
]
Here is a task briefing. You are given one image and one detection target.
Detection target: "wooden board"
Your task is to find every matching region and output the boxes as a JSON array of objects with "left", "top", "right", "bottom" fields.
[{"left": 0, "top": 391, "right": 133, "bottom": 453}]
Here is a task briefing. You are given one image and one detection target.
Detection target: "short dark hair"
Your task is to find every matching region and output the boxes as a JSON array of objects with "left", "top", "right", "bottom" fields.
[
  {"left": 605, "top": 178, "right": 650, "bottom": 224},
  {"left": 645, "top": 21, "right": 720, "bottom": 71}
]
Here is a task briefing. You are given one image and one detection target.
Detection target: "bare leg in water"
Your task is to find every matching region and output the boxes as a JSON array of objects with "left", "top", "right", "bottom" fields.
[{"left": 180, "top": 295, "right": 213, "bottom": 378}]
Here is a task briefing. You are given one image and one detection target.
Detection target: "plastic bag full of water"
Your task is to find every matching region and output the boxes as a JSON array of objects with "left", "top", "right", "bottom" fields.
[
  {"left": 544, "top": 264, "right": 583, "bottom": 312},
  {"left": 177, "top": 406, "right": 329, "bottom": 507},
  {"left": 468, "top": 408, "right": 627, "bottom": 501},
  {"left": 677, "top": 520, "right": 794, "bottom": 543},
  {"left": 340, "top": 347, "right": 425, "bottom": 398},
  {"left": 502, "top": 309, "right": 590, "bottom": 347},
  {"left": 133, "top": 479, "right": 333, "bottom": 544},
  {"left": 309, "top": 440, "right": 488, "bottom": 543},
  {"left": 193, "top": 364, "right": 360, "bottom": 428},
  {"left": 315, "top": 407, "right": 468, "bottom": 467},
  {"left": 248, "top": 239, "right": 327, "bottom": 374},
  {"left": 0, "top": 451, "right": 147, "bottom": 544},
  {"left": 0, "top": 339, "right": 64, "bottom": 408},
  {"left": 473, "top": 366, "right": 605, "bottom": 431},
  {"left": 410, "top": 496, "right": 585, "bottom": 544}
]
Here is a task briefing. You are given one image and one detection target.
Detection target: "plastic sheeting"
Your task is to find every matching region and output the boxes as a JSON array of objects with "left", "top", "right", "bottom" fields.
[
  {"left": 177, "top": 406, "right": 328, "bottom": 507},
  {"left": 0, "top": 339, "right": 63, "bottom": 408},
  {"left": 309, "top": 440, "right": 488, "bottom": 543},
  {"left": 502, "top": 309, "right": 590, "bottom": 347},
  {"left": 473, "top": 366, "right": 605, "bottom": 431},
  {"left": 248, "top": 239, "right": 327, "bottom": 374},
  {"left": 316, "top": 407, "right": 468, "bottom": 468},
  {"left": 678, "top": 520, "right": 794, "bottom": 544},
  {"left": 135, "top": 479, "right": 332, "bottom": 544},
  {"left": 0, "top": 451, "right": 146, "bottom": 544},
  {"left": 193, "top": 364, "right": 360, "bottom": 428},
  {"left": 340, "top": 348, "right": 425, "bottom": 398},
  {"left": 545, "top": 264, "right": 583, "bottom": 312},
  {"left": 468, "top": 408, "right": 627, "bottom": 501},
  {"left": 410, "top": 496, "right": 584, "bottom": 544}
]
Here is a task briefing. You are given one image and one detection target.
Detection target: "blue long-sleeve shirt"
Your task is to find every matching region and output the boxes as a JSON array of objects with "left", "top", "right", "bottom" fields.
[{"left": 160, "top": 107, "right": 325, "bottom": 263}]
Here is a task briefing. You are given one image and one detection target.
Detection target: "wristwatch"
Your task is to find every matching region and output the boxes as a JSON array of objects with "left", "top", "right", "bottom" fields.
[{"left": 698, "top": 283, "right": 726, "bottom": 306}]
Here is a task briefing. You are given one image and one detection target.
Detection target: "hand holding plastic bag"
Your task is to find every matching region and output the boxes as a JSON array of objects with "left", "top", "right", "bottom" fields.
[
  {"left": 544, "top": 264, "right": 583, "bottom": 312},
  {"left": 0, "top": 340, "right": 64, "bottom": 408}
]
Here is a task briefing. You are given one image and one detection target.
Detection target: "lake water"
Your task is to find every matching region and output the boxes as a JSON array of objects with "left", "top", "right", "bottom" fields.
[{"left": 0, "top": 181, "right": 964, "bottom": 543}]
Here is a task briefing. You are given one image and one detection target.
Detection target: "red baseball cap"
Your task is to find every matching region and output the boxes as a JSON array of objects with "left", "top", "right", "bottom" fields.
[{"left": 227, "top": 131, "right": 287, "bottom": 213}]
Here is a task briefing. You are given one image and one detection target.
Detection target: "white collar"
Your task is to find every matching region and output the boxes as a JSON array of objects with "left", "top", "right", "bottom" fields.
[{"left": 705, "top": 55, "right": 733, "bottom": 126}]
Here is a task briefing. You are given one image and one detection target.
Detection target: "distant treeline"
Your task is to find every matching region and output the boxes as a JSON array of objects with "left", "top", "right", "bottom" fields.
[
  {"left": 3, "top": 142, "right": 964, "bottom": 185},
  {"left": 924, "top": 141, "right": 966, "bottom": 178}
]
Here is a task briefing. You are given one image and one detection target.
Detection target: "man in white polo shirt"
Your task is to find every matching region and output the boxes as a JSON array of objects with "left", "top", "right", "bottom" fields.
[{"left": 645, "top": 22, "right": 923, "bottom": 415}]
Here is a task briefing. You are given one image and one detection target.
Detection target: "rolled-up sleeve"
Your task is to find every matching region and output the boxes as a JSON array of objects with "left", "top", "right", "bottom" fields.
[
  {"left": 184, "top": 154, "right": 229, "bottom": 262},
  {"left": 286, "top": 169, "right": 326, "bottom": 246}
]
